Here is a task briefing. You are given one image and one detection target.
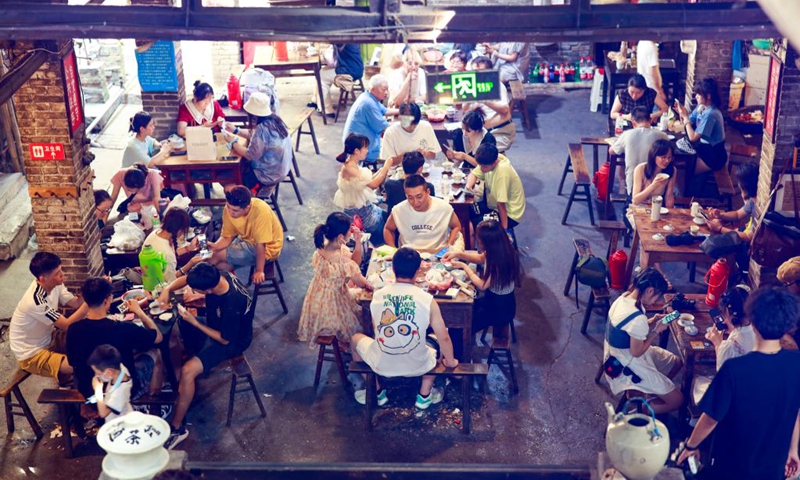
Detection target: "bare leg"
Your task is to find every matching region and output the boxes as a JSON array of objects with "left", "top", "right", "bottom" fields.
[
  {"left": 171, "top": 357, "right": 204, "bottom": 429},
  {"left": 420, "top": 375, "right": 435, "bottom": 396},
  {"left": 210, "top": 248, "right": 234, "bottom": 272},
  {"left": 149, "top": 350, "right": 165, "bottom": 395},
  {"left": 694, "top": 157, "right": 712, "bottom": 174},
  {"left": 58, "top": 356, "right": 73, "bottom": 377},
  {"left": 650, "top": 389, "right": 684, "bottom": 415}
]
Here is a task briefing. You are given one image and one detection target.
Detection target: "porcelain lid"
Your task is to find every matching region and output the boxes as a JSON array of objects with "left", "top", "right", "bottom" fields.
[{"left": 97, "top": 412, "right": 170, "bottom": 454}]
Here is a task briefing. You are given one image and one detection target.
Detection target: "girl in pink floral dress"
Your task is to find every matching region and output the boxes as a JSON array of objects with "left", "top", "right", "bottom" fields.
[{"left": 298, "top": 212, "right": 371, "bottom": 350}]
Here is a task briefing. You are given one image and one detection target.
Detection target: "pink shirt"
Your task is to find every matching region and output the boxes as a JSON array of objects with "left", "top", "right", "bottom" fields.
[{"left": 110, "top": 168, "right": 164, "bottom": 210}]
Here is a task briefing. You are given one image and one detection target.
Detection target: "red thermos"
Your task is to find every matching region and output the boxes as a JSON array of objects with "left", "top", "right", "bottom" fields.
[
  {"left": 704, "top": 258, "right": 731, "bottom": 307},
  {"left": 609, "top": 249, "right": 628, "bottom": 290},
  {"left": 227, "top": 74, "right": 242, "bottom": 110}
]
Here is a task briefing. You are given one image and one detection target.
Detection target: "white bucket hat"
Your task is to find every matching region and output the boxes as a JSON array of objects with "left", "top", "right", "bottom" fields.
[{"left": 243, "top": 91, "right": 272, "bottom": 117}]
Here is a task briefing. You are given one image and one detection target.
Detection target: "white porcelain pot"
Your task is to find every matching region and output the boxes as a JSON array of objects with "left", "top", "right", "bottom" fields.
[
  {"left": 97, "top": 411, "right": 170, "bottom": 480},
  {"left": 605, "top": 401, "right": 669, "bottom": 480}
]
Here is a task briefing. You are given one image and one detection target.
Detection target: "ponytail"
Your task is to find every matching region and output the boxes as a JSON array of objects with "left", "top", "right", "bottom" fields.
[
  {"left": 129, "top": 111, "right": 152, "bottom": 135},
  {"left": 314, "top": 212, "right": 352, "bottom": 249},
  {"left": 338, "top": 133, "right": 369, "bottom": 163},
  {"left": 313, "top": 224, "right": 328, "bottom": 249}
]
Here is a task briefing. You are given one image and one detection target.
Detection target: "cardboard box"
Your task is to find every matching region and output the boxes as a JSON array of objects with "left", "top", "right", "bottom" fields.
[{"left": 745, "top": 85, "right": 766, "bottom": 107}]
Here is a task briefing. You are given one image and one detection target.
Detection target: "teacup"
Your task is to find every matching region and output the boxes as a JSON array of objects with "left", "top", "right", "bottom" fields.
[
  {"left": 690, "top": 225, "right": 700, "bottom": 235},
  {"left": 442, "top": 161, "right": 454, "bottom": 173}
]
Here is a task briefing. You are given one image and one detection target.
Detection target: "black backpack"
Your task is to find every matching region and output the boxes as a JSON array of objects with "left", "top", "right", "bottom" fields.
[{"left": 574, "top": 254, "right": 609, "bottom": 307}]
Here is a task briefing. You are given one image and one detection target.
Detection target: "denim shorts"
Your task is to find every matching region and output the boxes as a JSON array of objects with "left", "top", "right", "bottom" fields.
[{"left": 226, "top": 237, "right": 256, "bottom": 268}]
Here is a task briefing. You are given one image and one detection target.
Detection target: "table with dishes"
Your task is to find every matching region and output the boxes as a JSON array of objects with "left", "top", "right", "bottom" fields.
[
  {"left": 624, "top": 207, "right": 714, "bottom": 286},
  {"left": 428, "top": 162, "right": 475, "bottom": 250},
  {"left": 357, "top": 249, "right": 477, "bottom": 361},
  {"left": 425, "top": 107, "right": 462, "bottom": 152},
  {"left": 602, "top": 56, "right": 681, "bottom": 114}
]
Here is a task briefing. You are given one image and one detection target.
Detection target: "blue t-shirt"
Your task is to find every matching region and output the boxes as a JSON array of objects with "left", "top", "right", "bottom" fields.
[
  {"left": 689, "top": 105, "right": 725, "bottom": 146},
  {"left": 335, "top": 44, "right": 364, "bottom": 80},
  {"left": 245, "top": 123, "right": 294, "bottom": 187},
  {"left": 342, "top": 92, "right": 388, "bottom": 162}
]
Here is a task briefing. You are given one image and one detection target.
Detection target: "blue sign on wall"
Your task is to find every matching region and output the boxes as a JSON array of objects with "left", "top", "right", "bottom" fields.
[{"left": 135, "top": 41, "right": 179, "bottom": 93}]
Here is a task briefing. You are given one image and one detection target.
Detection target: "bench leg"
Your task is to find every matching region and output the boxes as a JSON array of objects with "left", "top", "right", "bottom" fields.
[
  {"left": 287, "top": 171, "right": 303, "bottom": 205},
  {"left": 584, "top": 184, "right": 596, "bottom": 225},
  {"left": 564, "top": 251, "right": 579, "bottom": 297},
  {"left": 561, "top": 183, "right": 578, "bottom": 225},
  {"left": 592, "top": 145, "right": 599, "bottom": 174},
  {"left": 510, "top": 320, "right": 517, "bottom": 344},
  {"left": 3, "top": 393, "right": 13, "bottom": 435},
  {"left": 58, "top": 405, "right": 74, "bottom": 458},
  {"left": 461, "top": 375, "right": 471, "bottom": 434},
  {"left": 313, "top": 344, "right": 326, "bottom": 390},
  {"left": 506, "top": 351, "right": 519, "bottom": 395},
  {"left": 595, "top": 361, "right": 605, "bottom": 384},
  {"left": 226, "top": 373, "right": 237, "bottom": 427},
  {"left": 581, "top": 291, "right": 596, "bottom": 335},
  {"left": 13, "top": 386, "right": 42, "bottom": 439},
  {"left": 365, "top": 372, "right": 375, "bottom": 432},
  {"left": 307, "top": 116, "right": 320, "bottom": 155},
  {"left": 272, "top": 280, "right": 288, "bottom": 314},
  {"left": 291, "top": 151, "right": 301, "bottom": 179},
  {"left": 331, "top": 341, "right": 350, "bottom": 392},
  {"left": 558, "top": 154, "right": 572, "bottom": 196},
  {"left": 247, "top": 375, "right": 268, "bottom": 419},
  {"left": 688, "top": 262, "right": 697, "bottom": 283}
]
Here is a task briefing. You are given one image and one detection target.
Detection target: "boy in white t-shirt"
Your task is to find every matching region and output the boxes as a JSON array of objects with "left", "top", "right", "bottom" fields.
[
  {"left": 380, "top": 102, "right": 441, "bottom": 164},
  {"left": 88, "top": 344, "right": 133, "bottom": 422}
]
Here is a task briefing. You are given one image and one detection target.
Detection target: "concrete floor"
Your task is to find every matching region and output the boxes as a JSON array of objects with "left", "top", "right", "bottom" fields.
[{"left": 0, "top": 78, "right": 707, "bottom": 478}]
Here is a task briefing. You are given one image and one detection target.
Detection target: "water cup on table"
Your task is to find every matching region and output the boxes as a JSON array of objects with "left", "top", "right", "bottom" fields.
[
  {"left": 691, "top": 202, "right": 701, "bottom": 218},
  {"left": 442, "top": 161, "right": 454, "bottom": 173},
  {"left": 651, "top": 196, "right": 663, "bottom": 221}
]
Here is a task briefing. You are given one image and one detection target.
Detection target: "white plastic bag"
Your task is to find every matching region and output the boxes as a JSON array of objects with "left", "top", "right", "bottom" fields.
[
  {"left": 165, "top": 194, "right": 191, "bottom": 213},
  {"left": 240, "top": 67, "right": 280, "bottom": 115},
  {"left": 109, "top": 218, "right": 146, "bottom": 251}
]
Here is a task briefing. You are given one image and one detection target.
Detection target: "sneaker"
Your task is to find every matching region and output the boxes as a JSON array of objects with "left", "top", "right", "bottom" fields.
[
  {"left": 306, "top": 102, "right": 318, "bottom": 109},
  {"left": 354, "top": 388, "right": 388, "bottom": 406},
  {"left": 164, "top": 427, "right": 189, "bottom": 450},
  {"left": 415, "top": 387, "right": 444, "bottom": 410}
]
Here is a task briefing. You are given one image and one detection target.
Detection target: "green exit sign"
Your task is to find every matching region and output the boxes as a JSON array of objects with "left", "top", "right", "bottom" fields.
[{"left": 426, "top": 70, "right": 502, "bottom": 104}]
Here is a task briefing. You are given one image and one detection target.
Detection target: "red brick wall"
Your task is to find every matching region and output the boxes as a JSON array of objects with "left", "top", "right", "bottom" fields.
[
  {"left": 684, "top": 40, "right": 733, "bottom": 113},
  {"left": 11, "top": 41, "right": 103, "bottom": 292}
]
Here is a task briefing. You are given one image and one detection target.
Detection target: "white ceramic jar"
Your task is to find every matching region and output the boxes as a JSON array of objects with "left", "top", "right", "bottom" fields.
[
  {"left": 97, "top": 411, "right": 171, "bottom": 480},
  {"left": 604, "top": 402, "right": 670, "bottom": 480}
]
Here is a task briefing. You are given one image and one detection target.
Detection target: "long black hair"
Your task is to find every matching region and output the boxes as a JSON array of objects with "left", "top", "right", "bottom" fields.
[
  {"left": 160, "top": 208, "right": 191, "bottom": 250},
  {"left": 720, "top": 284, "right": 750, "bottom": 327},
  {"left": 627, "top": 267, "right": 668, "bottom": 310},
  {"left": 644, "top": 139, "right": 675, "bottom": 180},
  {"left": 123, "top": 163, "right": 149, "bottom": 189},
  {"left": 336, "top": 133, "right": 369, "bottom": 163},
  {"left": 313, "top": 212, "right": 352, "bottom": 249},
  {"left": 628, "top": 74, "right": 647, "bottom": 90},
  {"left": 694, "top": 77, "right": 721, "bottom": 108},
  {"left": 462, "top": 109, "right": 486, "bottom": 132},
  {"left": 476, "top": 220, "right": 520, "bottom": 291},
  {"left": 253, "top": 114, "right": 289, "bottom": 139}
]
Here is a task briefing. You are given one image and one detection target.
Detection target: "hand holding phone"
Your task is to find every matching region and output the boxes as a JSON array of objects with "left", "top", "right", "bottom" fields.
[
  {"left": 435, "top": 246, "right": 449, "bottom": 259},
  {"left": 661, "top": 310, "right": 681, "bottom": 325}
]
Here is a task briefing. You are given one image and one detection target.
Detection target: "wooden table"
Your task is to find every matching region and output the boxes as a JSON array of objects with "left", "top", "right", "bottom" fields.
[
  {"left": 425, "top": 163, "right": 475, "bottom": 250},
  {"left": 624, "top": 208, "right": 713, "bottom": 286},
  {"left": 429, "top": 111, "right": 462, "bottom": 152},
  {"left": 602, "top": 56, "right": 680, "bottom": 114},
  {"left": 358, "top": 252, "right": 475, "bottom": 361},
  {"left": 255, "top": 54, "right": 328, "bottom": 124},
  {"left": 158, "top": 138, "right": 243, "bottom": 206},
  {"left": 221, "top": 106, "right": 248, "bottom": 125}
]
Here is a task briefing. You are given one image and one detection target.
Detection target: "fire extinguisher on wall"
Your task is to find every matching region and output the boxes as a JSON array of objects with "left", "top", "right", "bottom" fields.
[
  {"left": 609, "top": 249, "right": 628, "bottom": 290},
  {"left": 227, "top": 74, "right": 242, "bottom": 110},
  {"left": 704, "top": 258, "right": 731, "bottom": 307}
]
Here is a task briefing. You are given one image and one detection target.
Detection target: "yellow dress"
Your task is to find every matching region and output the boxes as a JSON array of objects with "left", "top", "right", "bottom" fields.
[{"left": 297, "top": 247, "right": 363, "bottom": 349}]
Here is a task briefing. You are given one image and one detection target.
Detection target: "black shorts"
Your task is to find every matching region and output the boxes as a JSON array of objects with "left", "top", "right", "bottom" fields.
[
  {"left": 196, "top": 340, "right": 239, "bottom": 374},
  {"left": 695, "top": 141, "right": 728, "bottom": 171}
]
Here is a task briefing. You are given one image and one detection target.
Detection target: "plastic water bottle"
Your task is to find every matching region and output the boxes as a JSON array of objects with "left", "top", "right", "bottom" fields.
[{"left": 152, "top": 212, "right": 161, "bottom": 229}]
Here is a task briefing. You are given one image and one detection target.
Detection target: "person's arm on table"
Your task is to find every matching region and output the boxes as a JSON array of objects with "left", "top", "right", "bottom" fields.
[
  {"left": 176, "top": 305, "right": 229, "bottom": 345},
  {"left": 383, "top": 214, "right": 398, "bottom": 247},
  {"left": 443, "top": 250, "right": 485, "bottom": 265},
  {"left": 453, "top": 260, "right": 490, "bottom": 291},
  {"left": 651, "top": 94, "right": 668, "bottom": 121},
  {"left": 610, "top": 96, "right": 627, "bottom": 121},
  {"left": 428, "top": 301, "right": 458, "bottom": 368},
  {"left": 126, "top": 299, "right": 163, "bottom": 344},
  {"left": 158, "top": 276, "right": 189, "bottom": 308}
]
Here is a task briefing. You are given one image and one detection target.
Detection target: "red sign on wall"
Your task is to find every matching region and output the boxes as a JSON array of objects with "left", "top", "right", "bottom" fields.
[
  {"left": 764, "top": 55, "right": 783, "bottom": 143},
  {"left": 61, "top": 50, "right": 84, "bottom": 137},
  {"left": 29, "top": 143, "right": 66, "bottom": 161}
]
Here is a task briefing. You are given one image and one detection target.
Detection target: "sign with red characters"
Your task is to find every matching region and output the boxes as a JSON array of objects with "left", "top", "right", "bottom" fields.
[
  {"left": 61, "top": 50, "right": 84, "bottom": 136},
  {"left": 29, "top": 143, "right": 66, "bottom": 161}
]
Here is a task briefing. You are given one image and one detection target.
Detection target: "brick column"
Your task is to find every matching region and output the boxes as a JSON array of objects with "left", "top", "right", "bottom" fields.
[
  {"left": 684, "top": 40, "right": 733, "bottom": 113},
  {"left": 11, "top": 40, "right": 103, "bottom": 292},
  {"left": 132, "top": 0, "right": 185, "bottom": 140},
  {"left": 749, "top": 44, "right": 800, "bottom": 287}
]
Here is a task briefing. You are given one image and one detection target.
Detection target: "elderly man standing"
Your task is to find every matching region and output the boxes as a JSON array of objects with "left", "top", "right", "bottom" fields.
[
  {"left": 387, "top": 48, "right": 427, "bottom": 108},
  {"left": 384, "top": 174, "right": 462, "bottom": 251},
  {"left": 343, "top": 74, "right": 399, "bottom": 166},
  {"left": 380, "top": 103, "right": 440, "bottom": 164}
]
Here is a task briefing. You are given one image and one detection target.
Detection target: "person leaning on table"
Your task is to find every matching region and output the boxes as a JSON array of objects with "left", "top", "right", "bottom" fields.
[{"left": 610, "top": 74, "right": 668, "bottom": 125}]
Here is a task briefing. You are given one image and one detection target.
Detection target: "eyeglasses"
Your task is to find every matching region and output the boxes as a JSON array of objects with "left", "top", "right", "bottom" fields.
[{"left": 96, "top": 207, "right": 112, "bottom": 214}]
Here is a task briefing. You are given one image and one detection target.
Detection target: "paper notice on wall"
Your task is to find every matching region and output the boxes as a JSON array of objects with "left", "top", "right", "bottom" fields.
[{"left": 185, "top": 127, "right": 217, "bottom": 161}]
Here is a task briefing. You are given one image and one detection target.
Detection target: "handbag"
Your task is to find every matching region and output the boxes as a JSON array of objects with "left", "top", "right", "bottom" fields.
[
  {"left": 751, "top": 158, "right": 800, "bottom": 267},
  {"left": 700, "top": 231, "right": 743, "bottom": 259}
]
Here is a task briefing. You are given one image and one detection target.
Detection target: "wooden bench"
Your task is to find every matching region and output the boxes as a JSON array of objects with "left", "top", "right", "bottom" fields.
[
  {"left": 598, "top": 219, "right": 629, "bottom": 254},
  {"left": 507, "top": 80, "right": 531, "bottom": 131},
  {"left": 580, "top": 136, "right": 609, "bottom": 174},
  {"left": 1, "top": 369, "right": 42, "bottom": 439},
  {"left": 348, "top": 361, "right": 488, "bottom": 434},
  {"left": 227, "top": 355, "right": 267, "bottom": 427},
  {"left": 713, "top": 168, "right": 736, "bottom": 210},
  {"left": 561, "top": 143, "right": 595, "bottom": 225},
  {"left": 251, "top": 261, "right": 288, "bottom": 314},
  {"left": 313, "top": 335, "right": 350, "bottom": 393},
  {"left": 729, "top": 143, "right": 759, "bottom": 175},
  {"left": 287, "top": 107, "right": 320, "bottom": 176},
  {"left": 38, "top": 389, "right": 178, "bottom": 458},
  {"left": 487, "top": 331, "right": 518, "bottom": 394},
  {"left": 563, "top": 239, "right": 611, "bottom": 335}
]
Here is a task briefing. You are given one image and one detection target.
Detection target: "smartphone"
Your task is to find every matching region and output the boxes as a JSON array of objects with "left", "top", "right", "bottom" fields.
[
  {"left": 662, "top": 310, "right": 681, "bottom": 325},
  {"left": 435, "top": 246, "right": 449, "bottom": 260},
  {"left": 200, "top": 249, "right": 212, "bottom": 259},
  {"left": 687, "top": 455, "right": 699, "bottom": 475},
  {"left": 197, "top": 233, "right": 208, "bottom": 252},
  {"left": 129, "top": 211, "right": 140, "bottom": 223},
  {"left": 710, "top": 308, "right": 727, "bottom": 331}
]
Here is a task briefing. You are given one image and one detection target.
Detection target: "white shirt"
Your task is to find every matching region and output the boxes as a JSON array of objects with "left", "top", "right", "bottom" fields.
[
  {"left": 716, "top": 325, "right": 756, "bottom": 371},
  {"left": 610, "top": 127, "right": 668, "bottom": 194},
  {"left": 636, "top": 41, "right": 662, "bottom": 91},
  {"left": 387, "top": 67, "right": 427, "bottom": 104},
  {"left": 10, "top": 281, "right": 75, "bottom": 361},
  {"left": 392, "top": 197, "right": 454, "bottom": 250},
  {"left": 142, "top": 229, "right": 178, "bottom": 283},
  {"left": 102, "top": 365, "right": 134, "bottom": 421},
  {"left": 368, "top": 282, "right": 437, "bottom": 377},
  {"left": 380, "top": 121, "right": 440, "bottom": 160},
  {"left": 477, "top": 83, "right": 509, "bottom": 123}
]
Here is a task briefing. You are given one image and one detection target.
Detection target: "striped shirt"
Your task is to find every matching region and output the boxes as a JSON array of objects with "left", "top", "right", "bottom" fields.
[
  {"left": 9, "top": 280, "right": 75, "bottom": 361},
  {"left": 615, "top": 87, "right": 657, "bottom": 115}
]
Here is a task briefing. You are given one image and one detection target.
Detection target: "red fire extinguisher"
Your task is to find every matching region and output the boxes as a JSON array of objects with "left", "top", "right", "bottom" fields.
[
  {"left": 704, "top": 258, "right": 731, "bottom": 307},
  {"left": 609, "top": 249, "right": 628, "bottom": 290},
  {"left": 593, "top": 161, "right": 610, "bottom": 201},
  {"left": 227, "top": 74, "right": 242, "bottom": 110}
]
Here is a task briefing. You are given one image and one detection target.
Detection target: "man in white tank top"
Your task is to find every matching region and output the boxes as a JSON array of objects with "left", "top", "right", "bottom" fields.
[
  {"left": 383, "top": 174, "right": 462, "bottom": 251},
  {"left": 351, "top": 248, "right": 459, "bottom": 410}
]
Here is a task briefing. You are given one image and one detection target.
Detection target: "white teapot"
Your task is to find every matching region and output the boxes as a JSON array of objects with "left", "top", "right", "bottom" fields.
[{"left": 604, "top": 399, "right": 669, "bottom": 480}]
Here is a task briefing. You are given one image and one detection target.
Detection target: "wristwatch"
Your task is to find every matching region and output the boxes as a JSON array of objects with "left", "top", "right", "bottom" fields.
[
  {"left": 684, "top": 442, "right": 699, "bottom": 451},
  {"left": 233, "top": 126, "right": 240, "bottom": 135}
]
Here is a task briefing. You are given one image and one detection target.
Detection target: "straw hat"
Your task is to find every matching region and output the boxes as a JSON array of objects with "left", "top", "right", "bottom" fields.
[
  {"left": 777, "top": 256, "right": 800, "bottom": 285},
  {"left": 243, "top": 92, "right": 272, "bottom": 117}
]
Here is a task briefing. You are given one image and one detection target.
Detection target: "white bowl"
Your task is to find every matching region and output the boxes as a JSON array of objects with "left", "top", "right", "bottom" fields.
[
  {"left": 684, "top": 325, "right": 699, "bottom": 336},
  {"left": 693, "top": 217, "right": 706, "bottom": 225},
  {"left": 680, "top": 313, "right": 696, "bottom": 323},
  {"left": 656, "top": 173, "right": 670, "bottom": 181},
  {"left": 660, "top": 207, "right": 669, "bottom": 215}
]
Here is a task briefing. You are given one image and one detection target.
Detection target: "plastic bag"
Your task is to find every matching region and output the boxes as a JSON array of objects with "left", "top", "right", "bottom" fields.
[
  {"left": 165, "top": 194, "right": 191, "bottom": 213},
  {"left": 240, "top": 67, "right": 280, "bottom": 115},
  {"left": 109, "top": 218, "right": 146, "bottom": 251}
]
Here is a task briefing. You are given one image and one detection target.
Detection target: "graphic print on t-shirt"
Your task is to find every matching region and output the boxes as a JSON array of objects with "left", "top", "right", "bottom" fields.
[{"left": 377, "top": 294, "right": 421, "bottom": 355}]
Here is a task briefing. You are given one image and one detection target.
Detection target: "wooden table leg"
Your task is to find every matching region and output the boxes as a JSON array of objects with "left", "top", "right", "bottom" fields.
[
  {"left": 315, "top": 65, "right": 328, "bottom": 125},
  {"left": 365, "top": 372, "right": 375, "bottom": 432},
  {"left": 58, "top": 405, "right": 74, "bottom": 458},
  {"left": 592, "top": 145, "right": 599, "bottom": 174},
  {"left": 624, "top": 227, "right": 640, "bottom": 287},
  {"left": 461, "top": 375, "right": 471, "bottom": 434}
]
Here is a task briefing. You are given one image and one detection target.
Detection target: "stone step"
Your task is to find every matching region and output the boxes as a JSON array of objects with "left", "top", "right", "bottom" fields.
[
  {"left": 0, "top": 177, "right": 32, "bottom": 261},
  {"left": 0, "top": 172, "right": 26, "bottom": 212}
]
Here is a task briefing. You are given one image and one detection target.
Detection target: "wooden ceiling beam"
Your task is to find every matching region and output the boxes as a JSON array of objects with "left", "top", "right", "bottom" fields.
[{"left": 0, "top": 48, "right": 51, "bottom": 106}]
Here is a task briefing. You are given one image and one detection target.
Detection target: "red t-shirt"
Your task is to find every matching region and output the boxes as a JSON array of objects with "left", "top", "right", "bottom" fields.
[{"left": 177, "top": 101, "right": 225, "bottom": 130}]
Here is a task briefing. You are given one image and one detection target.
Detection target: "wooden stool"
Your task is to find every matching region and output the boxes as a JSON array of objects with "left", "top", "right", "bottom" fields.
[
  {"left": 227, "top": 355, "right": 267, "bottom": 427},
  {"left": 580, "top": 136, "right": 609, "bottom": 175},
  {"left": 713, "top": 168, "right": 736, "bottom": 211},
  {"left": 479, "top": 321, "right": 517, "bottom": 345},
  {"left": 508, "top": 80, "right": 531, "bottom": 131},
  {"left": 564, "top": 238, "right": 611, "bottom": 334},
  {"left": 252, "top": 262, "right": 288, "bottom": 314},
  {"left": 561, "top": 143, "right": 595, "bottom": 225},
  {"left": 487, "top": 329, "right": 519, "bottom": 394},
  {"left": 313, "top": 335, "right": 350, "bottom": 392},
  {"left": 2, "top": 369, "right": 42, "bottom": 439},
  {"left": 260, "top": 183, "right": 288, "bottom": 232},
  {"left": 282, "top": 169, "right": 304, "bottom": 205},
  {"left": 287, "top": 107, "right": 320, "bottom": 178}
]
